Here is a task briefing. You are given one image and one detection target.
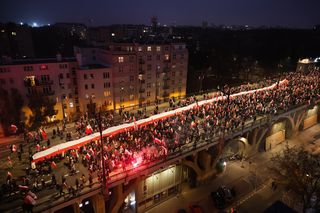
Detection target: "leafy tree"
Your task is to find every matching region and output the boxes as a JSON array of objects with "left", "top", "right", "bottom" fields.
[
  {"left": 28, "top": 94, "right": 57, "bottom": 130},
  {"left": 269, "top": 145, "right": 320, "bottom": 212},
  {"left": 0, "top": 88, "right": 12, "bottom": 134}
]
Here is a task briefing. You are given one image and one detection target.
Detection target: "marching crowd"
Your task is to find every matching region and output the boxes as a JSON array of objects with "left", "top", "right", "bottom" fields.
[{"left": 1, "top": 70, "right": 320, "bottom": 212}]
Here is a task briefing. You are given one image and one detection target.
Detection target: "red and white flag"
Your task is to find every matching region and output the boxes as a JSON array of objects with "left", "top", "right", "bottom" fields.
[
  {"left": 12, "top": 144, "right": 17, "bottom": 152},
  {"left": 40, "top": 128, "right": 47, "bottom": 140},
  {"left": 10, "top": 124, "right": 18, "bottom": 134},
  {"left": 85, "top": 125, "right": 93, "bottom": 135},
  {"left": 133, "top": 117, "right": 138, "bottom": 131},
  {"left": 51, "top": 161, "right": 57, "bottom": 168},
  {"left": 36, "top": 144, "right": 40, "bottom": 151}
]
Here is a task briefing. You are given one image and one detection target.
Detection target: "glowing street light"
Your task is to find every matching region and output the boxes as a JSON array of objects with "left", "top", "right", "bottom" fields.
[{"left": 32, "top": 22, "right": 38, "bottom": 27}]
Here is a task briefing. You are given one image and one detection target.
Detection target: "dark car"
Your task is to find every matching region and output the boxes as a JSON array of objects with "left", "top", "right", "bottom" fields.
[
  {"left": 218, "top": 186, "right": 233, "bottom": 202},
  {"left": 189, "top": 204, "right": 203, "bottom": 213},
  {"left": 211, "top": 191, "right": 226, "bottom": 209}
]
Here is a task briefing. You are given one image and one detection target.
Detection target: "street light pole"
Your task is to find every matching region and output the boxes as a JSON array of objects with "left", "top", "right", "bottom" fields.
[{"left": 96, "top": 112, "right": 108, "bottom": 200}]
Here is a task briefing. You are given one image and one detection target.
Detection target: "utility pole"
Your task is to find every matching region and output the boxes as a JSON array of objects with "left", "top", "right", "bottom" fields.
[{"left": 96, "top": 112, "right": 108, "bottom": 200}]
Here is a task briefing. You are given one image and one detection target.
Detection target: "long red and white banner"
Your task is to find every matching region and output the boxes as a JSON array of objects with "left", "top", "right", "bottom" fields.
[{"left": 32, "top": 79, "right": 288, "bottom": 163}]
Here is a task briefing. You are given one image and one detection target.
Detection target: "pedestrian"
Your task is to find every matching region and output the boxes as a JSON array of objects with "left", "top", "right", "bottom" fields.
[
  {"left": 75, "top": 178, "right": 80, "bottom": 191},
  {"left": 51, "top": 174, "right": 56, "bottom": 187},
  {"left": 47, "top": 139, "right": 51, "bottom": 147},
  {"left": 18, "top": 151, "right": 22, "bottom": 161},
  {"left": 89, "top": 173, "right": 93, "bottom": 187}
]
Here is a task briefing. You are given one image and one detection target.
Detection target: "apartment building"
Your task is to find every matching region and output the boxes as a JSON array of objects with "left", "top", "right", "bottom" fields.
[
  {"left": 75, "top": 42, "right": 188, "bottom": 110},
  {"left": 0, "top": 42, "right": 188, "bottom": 124},
  {"left": 0, "top": 55, "right": 78, "bottom": 121}
]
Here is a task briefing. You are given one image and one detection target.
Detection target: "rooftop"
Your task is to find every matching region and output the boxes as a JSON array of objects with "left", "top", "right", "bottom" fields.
[
  {"left": 0, "top": 57, "right": 77, "bottom": 65},
  {"left": 79, "top": 64, "right": 109, "bottom": 70}
]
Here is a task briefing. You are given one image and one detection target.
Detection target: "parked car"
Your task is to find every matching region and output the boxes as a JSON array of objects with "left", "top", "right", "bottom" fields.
[
  {"left": 189, "top": 204, "right": 203, "bottom": 213},
  {"left": 218, "top": 186, "right": 233, "bottom": 202},
  {"left": 177, "top": 209, "right": 187, "bottom": 213},
  {"left": 212, "top": 185, "right": 236, "bottom": 209},
  {"left": 211, "top": 191, "right": 226, "bottom": 209}
]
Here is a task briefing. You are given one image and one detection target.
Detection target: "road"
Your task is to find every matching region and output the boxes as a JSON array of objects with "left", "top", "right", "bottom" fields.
[{"left": 148, "top": 124, "right": 320, "bottom": 213}]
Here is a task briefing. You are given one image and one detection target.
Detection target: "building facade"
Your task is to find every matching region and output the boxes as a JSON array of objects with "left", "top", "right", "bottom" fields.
[
  {"left": 0, "top": 56, "right": 78, "bottom": 122},
  {"left": 0, "top": 42, "right": 188, "bottom": 125}
]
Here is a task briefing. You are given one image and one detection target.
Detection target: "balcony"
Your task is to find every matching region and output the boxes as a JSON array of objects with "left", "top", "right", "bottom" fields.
[
  {"left": 139, "top": 59, "right": 145, "bottom": 64},
  {"left": 139, "top": 97, "right": 146, "bottom": 102},
  {"left": 139, "top": 88, "right": 145, "bottom": 93},
  {"left": 44, "top": 91, "right": 55, "bottom": 96},
  {"left": 163, "top": 75, "right": 170, "bottom": 81},
  {"left": 163, "top": 67, "right": 170, "bottom": 73},
  {"left": 39, "top": 80, "right": 54, "bottom": 85},
  {"left": 163, "top": 84, "right": 170, "bottom": 90},
  {"left": 139, "top": 70, "right": 146, "bottom": 75},
  {"left": 139, "top": 79, "right": 145, "bottom": 84}
]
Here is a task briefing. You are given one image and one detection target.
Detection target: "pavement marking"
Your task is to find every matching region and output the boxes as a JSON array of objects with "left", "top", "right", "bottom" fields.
[{"left": 230, "top": 179, "right": 272, "bottom": 209}]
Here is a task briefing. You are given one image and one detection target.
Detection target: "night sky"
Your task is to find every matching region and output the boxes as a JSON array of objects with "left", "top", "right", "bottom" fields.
[{"left": 1, "top": 0, "right": 320, "bottom": 28}]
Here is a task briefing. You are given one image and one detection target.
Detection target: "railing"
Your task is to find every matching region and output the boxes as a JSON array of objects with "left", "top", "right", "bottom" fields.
[
  {"left": 139, "top": 70, "right": 146, "bottom": 75},
  {"left": 39, "top": 80, "right": 54, "bottom": 85},
  {"left": 163, "top": 67, "right": 170, "bottom": 73},
  {"left": 139, "top": 88, "right": 145, "bottom": 93},
  {"left": 139, "top": 59, "right": 145, "bottom": 64},
  {"left": 162, "top": 84, "right": 170, "bottom": 90},
  {"left": 13, "top": 100, "right": 319, "bottom": 213}
]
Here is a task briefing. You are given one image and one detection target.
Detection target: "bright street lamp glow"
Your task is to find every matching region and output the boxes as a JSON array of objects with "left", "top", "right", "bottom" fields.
[
  {"left": 223, "top": 161, "right": 227, "bottom": 166},
  {"left": 32, "top": 22, "right": 38, "bottom": 27}
]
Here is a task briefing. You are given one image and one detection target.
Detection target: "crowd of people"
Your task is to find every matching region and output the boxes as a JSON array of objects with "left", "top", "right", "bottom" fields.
[{"left": 1, "top": 70, "right": 320, "bottom": 210}]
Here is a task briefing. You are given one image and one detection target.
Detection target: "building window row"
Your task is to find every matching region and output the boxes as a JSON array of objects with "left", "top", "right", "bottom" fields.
[
  {"left": 24, "top": 66, "right": 33, "bottom": 71},
  {"left": 103, "top": 72, "right": 110, "bottom": 79},
  {"left": 118, "top": 56, "right": 124, "bottom": 63},
  {"left": 104, "top": 82, "right": 111, "bottom": 88},
  {"left": 59, "top": 64, "right": 68, "bottom": 69},
  {"left": 84, "top": 84, "right": 95, "bottom": 90},
  {"left": 0, "top": 67, "right": 10, "bottom": 73}
]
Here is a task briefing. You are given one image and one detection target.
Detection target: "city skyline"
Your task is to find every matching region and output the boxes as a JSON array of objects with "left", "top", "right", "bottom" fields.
[{"left": 1, "top": 0, "right": 320, "bottom": 28}]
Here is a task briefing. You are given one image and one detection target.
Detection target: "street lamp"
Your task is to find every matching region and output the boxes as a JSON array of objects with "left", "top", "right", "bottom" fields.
[{"left": 95, "top": 112, "right": 108, "bottom": 200}]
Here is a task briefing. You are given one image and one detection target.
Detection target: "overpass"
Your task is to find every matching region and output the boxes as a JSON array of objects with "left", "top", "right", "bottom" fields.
[{"left": 30, "top": 99, "right": 319, "bottom": 213}]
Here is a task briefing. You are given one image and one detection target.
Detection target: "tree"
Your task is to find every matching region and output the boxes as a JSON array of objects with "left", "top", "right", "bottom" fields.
[
  {"left": 0, "top": 88, "right": 12, "bottom": 134},
  {"left": 269, "top": 145, "right": 320, "bottom": 212},
  {"left": 28, "top": 94, "right": 57, "bottom": 130}
]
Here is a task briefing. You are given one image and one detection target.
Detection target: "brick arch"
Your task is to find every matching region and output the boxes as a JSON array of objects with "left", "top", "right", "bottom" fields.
[
  {"left": 221, "top": 137, "right": 247, "bottom": 157},
  {"left": 276, "top": 110, "right": 306, "bottom": 137}
]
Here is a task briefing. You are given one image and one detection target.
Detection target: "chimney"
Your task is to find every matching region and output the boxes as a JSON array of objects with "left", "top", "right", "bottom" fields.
[{"left": 56, "top": 53, "right": 62, "bottom": 62}]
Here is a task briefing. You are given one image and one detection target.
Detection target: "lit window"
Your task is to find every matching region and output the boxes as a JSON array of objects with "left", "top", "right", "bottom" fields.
[
  {"left": 129, "top": 94, "right": 134, "bottom": 100},
  {"left": 156, "top": 46, "right": 161, "bottom": 52},
  {"left": 40, "top": 65, "right": 48, "bottom": 70},
  {"left": 138, "top": 47, "right": 142, "bottom": 52},
  {"left": 118, "top": 57, "right": 124, "bottom": 63},
  {"left": 104, "top": 91, "right": 111, "bottom": 97},
  {"left": 164, "top": 54, "right": 170, "bottom": 61},
  {"left": 147, "top": 46, "right": 152, "bottom": 51}
]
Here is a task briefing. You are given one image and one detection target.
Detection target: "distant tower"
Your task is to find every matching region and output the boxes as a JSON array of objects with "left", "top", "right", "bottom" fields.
[{"left": 151, "top": 16, "right": 158, "bottom": 33}]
